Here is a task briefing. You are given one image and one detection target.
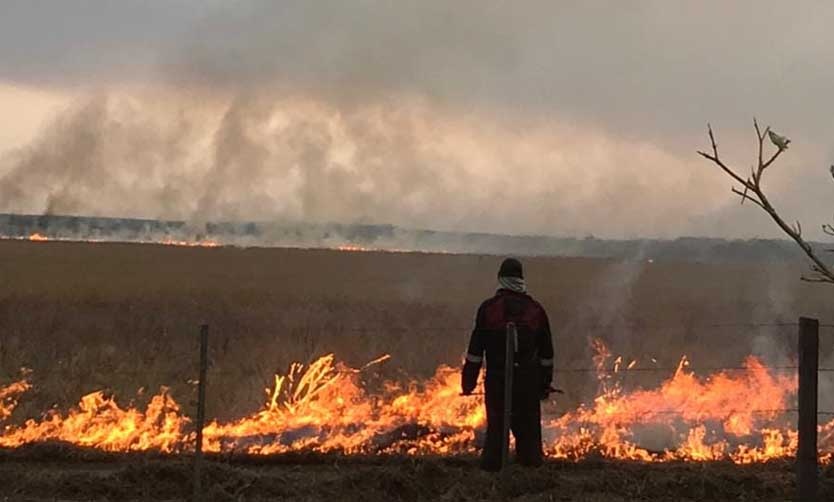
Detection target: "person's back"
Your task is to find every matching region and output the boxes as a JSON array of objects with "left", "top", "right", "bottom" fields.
[{"left": 461, "top": 258, "right": 554, "bottom": 471}]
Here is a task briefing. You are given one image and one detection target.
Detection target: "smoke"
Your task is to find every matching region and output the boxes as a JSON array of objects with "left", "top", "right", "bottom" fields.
[
  {"left": 2, "top": 1, "right": 833, "bottom": 239},
  {"left": 166, "top": 1, "right": 834, "bottom": 143},
  {"left": 0, "top": 88, "right": 725, "bottom": 238},
  {"left": 576, "top": 255, "right": 649, "bottom": 344}
]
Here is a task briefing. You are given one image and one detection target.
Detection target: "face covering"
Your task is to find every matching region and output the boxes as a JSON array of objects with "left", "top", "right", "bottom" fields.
[{"left": 498, "top": 276, "right": 527, "bottom": 293}]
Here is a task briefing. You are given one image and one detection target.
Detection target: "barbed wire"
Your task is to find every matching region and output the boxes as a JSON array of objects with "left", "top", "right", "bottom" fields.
[
  {"left": 10, "top": 364, "right": 810, "bottom": 377},
  {"left": 553, "top": 366, "right": 798, "bottom": 374},
  {"left": 4, "top": 319, "right": 832, "bottom": 403},
  {"left": 287, "top": 321, "right": 834, "bottom": 335},
  {"left": 569, "top": 408, "right": 800, "bottom": 417},
  {"left": 6, "top": 358, "right": 831, "bottom": 377},
  {"left": 275, "top": 322, "right": 803, "bottom": 331},
  {"left": 590, "top": 410, "right": 834, "bottom": 418},
  {"left": 605, "top": 410, "right": 834, "bottom": 417}
]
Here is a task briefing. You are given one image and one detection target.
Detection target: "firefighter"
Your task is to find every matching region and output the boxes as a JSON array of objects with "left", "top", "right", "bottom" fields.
[{"left": 461, "top": 257, "right": 555, "bottom": 471}]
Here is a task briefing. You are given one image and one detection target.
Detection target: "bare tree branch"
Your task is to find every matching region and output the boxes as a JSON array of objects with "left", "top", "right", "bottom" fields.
[
  {"left": 801, "top": 275, "right": 833, "bottom": 283},
  {"left": 699, "top": 121, "right": 834, "bottom": 284},
  {"left": 730, "top": 188, "right": 765, "bottom": 210},
  {"left": 754, "top": 118, "right": 764, "bottom": 172},
  {"left": 696, "top": 124, "right": 754, "bottom": 189}
]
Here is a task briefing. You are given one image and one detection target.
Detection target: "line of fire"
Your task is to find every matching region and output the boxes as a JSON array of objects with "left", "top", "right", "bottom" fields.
[{"left": 0, "top": 280, "right": 830, "bottom": 463}]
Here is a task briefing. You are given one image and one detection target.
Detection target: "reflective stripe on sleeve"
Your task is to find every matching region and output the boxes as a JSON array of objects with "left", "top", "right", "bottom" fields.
[
  {"left": 465, "top": 353, "right": 483, "bottom": 363},
  {"left": 539, "top": 357, "right": 554, "bottom": 366}
]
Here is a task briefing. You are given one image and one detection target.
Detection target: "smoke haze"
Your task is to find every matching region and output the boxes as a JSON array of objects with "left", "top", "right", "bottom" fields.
[{"left": 1, "top": 1, "right": 833, "bottom": 239}]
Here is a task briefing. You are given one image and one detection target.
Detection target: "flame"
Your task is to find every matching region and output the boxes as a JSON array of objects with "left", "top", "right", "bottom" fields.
[
  {"left": 3, "top": 234, "right": 400, "bottom": 252},
  {"left": 334, "top": 244, "right": 430, "bottom": 254},
  {"left": 0, "top": 232, "right": 445, "bottom": 253},
  {"left": 156, "top": 238, "right": 220, "bottom": 248},
  {"left": 336, "top": 245, "right": 372, "bottom": 252},
  {"left": 0, "top": 233, "right": 220, "bottom": 248},
  {"left": 0, "top": 379, "right": 31, "bottom": 421},
  {"left": 0, "top": 385, "right": 187, "bottom": 452},
  {"left": 1, "top": 342, "right": 830, "bottom": 463}
]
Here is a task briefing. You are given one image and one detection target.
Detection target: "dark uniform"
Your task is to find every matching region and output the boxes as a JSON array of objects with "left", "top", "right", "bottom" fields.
[{"left": 461, "top": 258, "right": 554, "bottom": 471}]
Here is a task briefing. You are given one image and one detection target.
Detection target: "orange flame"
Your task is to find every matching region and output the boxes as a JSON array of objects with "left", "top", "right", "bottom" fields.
[
  {"left": 0, "top": 233, "right": 441, "bottom": 252},
  {"left": 336, "top": 245, "right": 372, "bottom": 252},
  {"left": 0, "top": 342, "right": 830, "bottom": 463},
  {"left": 0, "top": 379, "right": 31, "bottom": 421},
  {"left": 0, "top": 386, "right": 186, "bottom": 452},
  {"left": 0, "top": 233, "right": 221, "bottom": 248}
]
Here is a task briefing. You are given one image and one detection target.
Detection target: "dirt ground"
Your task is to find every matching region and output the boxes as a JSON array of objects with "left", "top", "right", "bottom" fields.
[{"left": 0, "top": 446, "right": 830, "bottom": 502}]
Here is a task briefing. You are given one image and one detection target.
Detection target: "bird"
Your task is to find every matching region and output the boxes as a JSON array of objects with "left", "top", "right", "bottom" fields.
[
  {"left": 829, "top": 165, "right": 834, "bottom": 179},
  {"left": 768, "top": 130, "right": 790, "bottom": 150}
]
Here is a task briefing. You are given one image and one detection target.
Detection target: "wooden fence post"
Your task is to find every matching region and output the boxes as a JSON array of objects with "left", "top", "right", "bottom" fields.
[
  {"left": 501, "top": 322, "right": 516, "bottom": 471},
  {"left": 193, "top": 324, "right": 209, "bottom": 502},
  {"left": 797, "top": 317, "right": 819, "bottom": 502}
]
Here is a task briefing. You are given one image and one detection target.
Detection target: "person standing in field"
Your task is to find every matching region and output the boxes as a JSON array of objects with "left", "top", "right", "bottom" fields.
[{"left": 461, "top": 257, "right": 555, "bottom": 471}]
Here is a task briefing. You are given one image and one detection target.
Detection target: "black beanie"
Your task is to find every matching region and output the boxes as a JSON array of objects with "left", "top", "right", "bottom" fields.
[{"left": 497, "top": 258, "right": 524, "bottom": 279}]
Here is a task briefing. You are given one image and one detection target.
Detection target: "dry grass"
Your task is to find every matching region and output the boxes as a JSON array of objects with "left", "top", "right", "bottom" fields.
[
  {"left": 0, "top": 445, "right": 831, "bottom": 501},
  {"left": 1, "top": 239, "right": 833, "bottom": 421},
  {"left": 3, "top": 239, "right": 834, "bottom": 500}
]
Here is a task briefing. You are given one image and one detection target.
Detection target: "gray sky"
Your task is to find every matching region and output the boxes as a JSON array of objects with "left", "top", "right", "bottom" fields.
[{"left": 1, "top": 0, "right": 832, "bottom": 239}]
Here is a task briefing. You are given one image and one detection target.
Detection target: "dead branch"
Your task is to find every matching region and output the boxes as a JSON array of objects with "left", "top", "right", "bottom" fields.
[
  {"left": 699, "top": 121, "right": 834, "bottom": 284},
  {"left": 730, "top": 188, "right": 765, "bottom": 210},
  {"left": 801, "top": 275, "right": 833, "bottom": 283}
]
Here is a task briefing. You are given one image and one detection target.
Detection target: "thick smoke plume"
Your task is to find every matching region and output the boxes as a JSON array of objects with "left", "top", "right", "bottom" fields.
[
  {"left": 0, "top": 89, "right": 720, "bottom": 238},
  {"left": 1, "top": 1, "right": 833, "bottom": 238}
]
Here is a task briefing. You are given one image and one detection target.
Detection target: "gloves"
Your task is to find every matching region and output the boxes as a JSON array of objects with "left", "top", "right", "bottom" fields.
[{"left": 461, "top": 362, "right": 480, "bottom": 395}]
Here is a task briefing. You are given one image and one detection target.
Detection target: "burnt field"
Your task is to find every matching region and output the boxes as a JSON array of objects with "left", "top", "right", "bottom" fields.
[
  {"left": 1, "top": 445, "right": 833, "bottom": 502},
  {"left": 2, "top": 239, "right": 834, "bottom": 500}
]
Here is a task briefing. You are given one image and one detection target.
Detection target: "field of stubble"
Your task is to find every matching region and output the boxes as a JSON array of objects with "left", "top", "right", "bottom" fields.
[{"left": 2, "top": 239, "right": 834, "bottom": 501}]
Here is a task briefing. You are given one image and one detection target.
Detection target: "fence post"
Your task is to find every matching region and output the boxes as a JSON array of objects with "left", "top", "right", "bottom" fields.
[
  {"left": 193, "top": 324, "right": 209, "bottom": 502},
  {"left": 797, "top": 317, "right": 819, "bottom": 502},
  {"left": 501, "top": 322, "right": 516, "bottom": 472}
]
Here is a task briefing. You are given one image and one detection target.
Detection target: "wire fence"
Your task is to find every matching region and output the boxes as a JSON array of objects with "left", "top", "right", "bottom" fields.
[
  {"left": 3, "top": 320, "right": 834, "bottom": 416},
  {"left": 269, "top": 321, "right": 834, "bottom": 418},
  {"left": 2, "top": 317, "right": 833, "bottom": 500},
  {"left": 293, "top": 322, "right": 810, "bottom": 331}
]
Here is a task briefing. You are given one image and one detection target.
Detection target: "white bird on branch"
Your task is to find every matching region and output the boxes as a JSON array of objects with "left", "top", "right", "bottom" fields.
[{"left": 768, "top": 130, "right": 790, "bottom": 150}]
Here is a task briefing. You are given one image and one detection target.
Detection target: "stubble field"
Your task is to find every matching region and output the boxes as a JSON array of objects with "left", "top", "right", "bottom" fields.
[{"left": 2, "top": 239, "right": 834, "bottom": 500}]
